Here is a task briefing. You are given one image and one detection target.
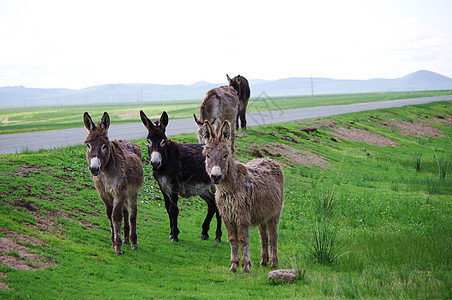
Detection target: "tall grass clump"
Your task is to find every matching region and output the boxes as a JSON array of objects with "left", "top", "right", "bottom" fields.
[
  {"left": 411, "top": 151, "right": 424, "bottom": 172},
  {"left": 307, "top": 221, "right": 348, "bottom": 265},
  {"left": 434, "top": 153, "right": 449, "bottom": 179}
]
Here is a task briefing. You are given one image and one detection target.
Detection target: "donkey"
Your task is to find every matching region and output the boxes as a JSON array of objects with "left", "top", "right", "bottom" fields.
[
  {"left": 193, "top": 86, "right": 238, "bottom": 153},
  {"left": 83, "top": 112, "right": 143, "bottom": 255},
  {"left": 227, "top": 74, "right": 250, "bottom": 130},
  {"left": 140, "top": 110, "right": 222, "bottom": 243},
  {"left": 202, "top": 120, "right": 284, "bottom": 273}
]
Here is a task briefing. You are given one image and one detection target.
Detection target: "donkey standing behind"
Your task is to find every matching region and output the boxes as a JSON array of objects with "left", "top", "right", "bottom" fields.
[
  {"left": 227, "top": 74, "right": 250, "bottom": 130},
  {"left": 193, "top": 86, "right": 238, "bottom": 153},
  {"left": 140, "top": 110, "right": 222, "bottom": 242},
  {"left": 202, "top": 120, "right": 284, "bottom": 273},
  {"left": 83, "top": 112, "right": 143, "bottom": 255}
]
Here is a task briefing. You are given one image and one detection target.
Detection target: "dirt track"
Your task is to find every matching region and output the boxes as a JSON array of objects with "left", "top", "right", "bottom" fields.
[{"left": 0, "top": 95, "right": 450, "bottom": 155}]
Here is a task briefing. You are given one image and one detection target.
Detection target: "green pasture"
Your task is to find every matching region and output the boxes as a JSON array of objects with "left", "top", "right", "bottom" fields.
[
  {"left": 1, "top": 90, "right": 451, "bottom": 135},
  {"left": 0, "top": 101, "right": 451, "bottom": 298}
]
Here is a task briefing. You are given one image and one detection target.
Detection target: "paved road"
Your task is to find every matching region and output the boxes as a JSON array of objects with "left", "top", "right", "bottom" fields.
[{"left": 1, "top": 95, "right": 450, "bottom": 155}]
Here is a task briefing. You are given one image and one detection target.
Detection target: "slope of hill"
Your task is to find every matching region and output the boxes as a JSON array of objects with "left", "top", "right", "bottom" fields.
[{"left": 1, "top": 70, "right": 451, "bottom": 106}]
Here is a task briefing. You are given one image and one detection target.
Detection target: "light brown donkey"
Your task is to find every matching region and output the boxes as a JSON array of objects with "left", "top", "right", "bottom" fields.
[
  {"left": 202, "top": 120, "right": 284, "bottom": 273},
  {"left": 83, "top": 112, "right": 143, "bottom": 255},
  {"left": 193, "top": 86, "right": 238, "bottom": 153}
]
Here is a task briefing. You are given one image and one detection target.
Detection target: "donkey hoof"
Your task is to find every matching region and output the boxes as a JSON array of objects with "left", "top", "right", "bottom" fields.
[
  {"left": 131, "top": 244, "right": 138, "bottom": 250},
  {"left": 199, "top": 234, "right": 209, "bottom": 240},
  {"left": 169, "top": 235, "right": 179, "bottom": 242},
  {"left": 214, "top": 238, "right": 221, "bottom": 243},
  {"left": 115, "top": 251, "right": 123, "bottom": 256},
  {"left": 229, "top": 264, "right": 238, "bottom": 273},
  {"left": 123, "top": 239, "right": 130, "bottom": 244}
]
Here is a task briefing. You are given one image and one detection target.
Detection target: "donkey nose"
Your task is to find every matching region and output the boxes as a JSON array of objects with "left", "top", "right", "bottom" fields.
[
  {"left": 89, "top": 165, "right": 101, "bottom": 176},
  {"left": 151, "top": 160, "right": 161, "bottom": 169},
  {"left": 211, "top": 174, "right": 221, "bottom": 184}
]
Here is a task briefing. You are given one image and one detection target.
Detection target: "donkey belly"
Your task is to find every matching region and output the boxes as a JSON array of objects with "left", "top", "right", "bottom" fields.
[{"left": 179, "top": 182, "right": 211, "bottom": 198}]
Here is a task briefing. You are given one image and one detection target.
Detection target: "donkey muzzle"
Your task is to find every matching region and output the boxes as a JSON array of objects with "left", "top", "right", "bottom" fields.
[
  {"left": 210, "top": 166, "right": 222, "bottom": 184},
  {"left": 150, "top": 152, "right": 162, "bottom": 170},
  {"left": 89, "top": 157, "right": 101, "bottom": 176}
]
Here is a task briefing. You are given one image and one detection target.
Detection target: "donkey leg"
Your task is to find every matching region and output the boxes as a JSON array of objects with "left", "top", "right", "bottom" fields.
[
  {"left": 224, "top": 222, "right": 239, "bottom": 272},
  {"left": 128, "top": 197, "right": 138, "bottom": 250},
  {"left": 112, "top": 201, "right": 124, "bottom": 255},
  {"left": 240, "top": 110, "right": 247, "bottom": 130},
  {"left": 267, "top": 219, "right": 279, "bottom": 268},
  {"left": 104, "top": 203, "right": 115, "bottom": 249},
  {"left": 200, "top": 192, "right": 222, "bottom": 241},
  {"left": 122, "top": 207, "right": 130, "bottom": 244},
  {"left": 258, "top": 223, "right": 269, "bottom": 267},
  {"left": 168, "top": 192, "right": 180, "bottom": 242},
  {"left": 214, "top": 204, "right": 222, "bottom": 242},
  {"left": 238, "top": 223, "right": 252, "bottom": 273}
]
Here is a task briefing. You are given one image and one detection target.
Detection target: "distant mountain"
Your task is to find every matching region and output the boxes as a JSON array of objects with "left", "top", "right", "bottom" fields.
[{"left": 1, "top": 70, "right": 451, "bottom": 106}]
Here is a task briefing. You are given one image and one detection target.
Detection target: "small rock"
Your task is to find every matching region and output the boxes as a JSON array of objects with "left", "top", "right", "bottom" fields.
[
  {"left": 310, "top": 138, "right": 320, "bottom": 143},
  {"left": 267, "top": 269, "right": 297, "bottom": 283}
]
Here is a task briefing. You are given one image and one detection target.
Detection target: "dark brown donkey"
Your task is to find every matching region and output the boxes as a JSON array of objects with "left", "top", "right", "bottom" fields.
[
  {"left": 83, "top": 112, "right": 143, "bottom": 255},
  {"left": 227, "top": 74, "right": 250, "bottom": 130},
  {"left": 140, "top": 110, "right": 222, "bottom": 242}
]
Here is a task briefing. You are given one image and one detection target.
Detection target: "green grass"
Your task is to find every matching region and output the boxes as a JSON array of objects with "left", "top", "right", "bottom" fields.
[
  {"left": 0, "top": 101, "right": 451, "bottom": 298},
  {"left": 1, "top": 90, "right": 451, "bottom": 134}
]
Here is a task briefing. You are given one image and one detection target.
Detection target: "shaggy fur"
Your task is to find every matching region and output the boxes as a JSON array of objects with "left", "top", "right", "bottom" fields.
[
  {"left": 140, "top": 110, "right": 222, "bottom": 242},
  {"left": 227, "top": 74, "right": 250, "bottom": 130},
  {"left": 83, "top": 112, "right": 143, "bottom": 255},
  {"left": 202, "top": 120, "right": 284, "bottom": 273},
  {"left": 193, "top": 86, "right": 239, "bottom": 153}
]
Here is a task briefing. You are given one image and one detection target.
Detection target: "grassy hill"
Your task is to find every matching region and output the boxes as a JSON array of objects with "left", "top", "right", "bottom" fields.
[{"left": 0, "top": 101, "right": 451, "bottom": 298}]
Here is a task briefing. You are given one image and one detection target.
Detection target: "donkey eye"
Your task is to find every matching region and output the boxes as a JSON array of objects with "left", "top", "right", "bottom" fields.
[
  {"left": 147, "top": 139, "right": 152, "bottom": 146},
  {"left": 223, "top": 154, "right": 228, "bottom": 160},
  {"left": 101, "top": 144, "right": 107, "bottom": 152},
  {"left": 206, "top": 154, "right": 211, "bottom": 159},
  {"left": 160, "top": 139, "right": 167, "bottom": 147},
  {"left": 86, "top": 143, "right": 91, "bottom": 150}
]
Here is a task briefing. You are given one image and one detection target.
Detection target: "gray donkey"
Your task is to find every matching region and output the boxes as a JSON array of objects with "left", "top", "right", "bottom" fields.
[{"left": 202, "top": 120, "right": 284, "bottom": 273}]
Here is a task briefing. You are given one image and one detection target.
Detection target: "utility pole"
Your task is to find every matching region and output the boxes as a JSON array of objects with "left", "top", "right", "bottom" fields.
[{"left": 310, "top": 73, "right": 314, "bottom": 97}]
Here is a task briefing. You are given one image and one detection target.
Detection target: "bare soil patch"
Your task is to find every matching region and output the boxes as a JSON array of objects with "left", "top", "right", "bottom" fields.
[
  {"left": 382, "top": 119, "right": 447, "bottom": 138},
  {"left": 246, "top": 143, "right": 329, "bottom": 168},
  {"left": 328, "top": 127, "right": 398, "bottom": 147},
  {"left": 0, "top": 227, "right": 56, "bottom": 289}
]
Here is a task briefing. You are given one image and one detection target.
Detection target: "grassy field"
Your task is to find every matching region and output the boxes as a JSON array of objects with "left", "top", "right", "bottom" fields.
[
  {"left": 1, "top": 90, "right": 451, "bottom": 135},
  {"left": 0, "top": 101, "right": 451, "bottom": 298}
]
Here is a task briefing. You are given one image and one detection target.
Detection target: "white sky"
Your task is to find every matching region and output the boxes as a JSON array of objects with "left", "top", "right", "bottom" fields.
[{"left": 0, "top": 0, "right": 451, "bottom": 89}]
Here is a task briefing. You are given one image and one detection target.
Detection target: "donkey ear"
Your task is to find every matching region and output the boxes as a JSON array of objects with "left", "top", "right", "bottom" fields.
[
  {"left": 193, "top": 113, "right": 202, "bottom": 126},
  {"left": 219, "top": 121, "right": 231, "bottom": 142},
  {"left": 202, "top": 121, "right": 216, "bottom": 142},
  {"left": 226, "top": 74, "right": 232, "bottom": 84},
  {"left": 100, "top": 112, "right": 110, "bottom": 131},
  {"left": 160, "top": 111, "right": 169, "bottom": 128},
  {"left": 140, "top": 110, "right": 153, "bottom": 129},
  {"left": 83, "top": 112, "right": 95, "bottom": 131}
]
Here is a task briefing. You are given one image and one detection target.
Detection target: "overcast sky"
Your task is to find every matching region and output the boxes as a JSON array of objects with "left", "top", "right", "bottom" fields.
[{"left": 0, "top": 0, "right": 451, "bottom": 89}]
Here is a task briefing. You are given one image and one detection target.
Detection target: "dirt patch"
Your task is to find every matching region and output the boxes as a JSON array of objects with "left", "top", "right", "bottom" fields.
[
  {"left": 381, "top": 119, "right": 447, "bottom": 138},
  {"left": 247, "top": 143, "right": 329, "bottom": 168},
  {"left": 328, "top": 127, "right": 398, "bottom": 147},
  {"left": 0, "top": 227, "right": 55, "bottom": 279}
]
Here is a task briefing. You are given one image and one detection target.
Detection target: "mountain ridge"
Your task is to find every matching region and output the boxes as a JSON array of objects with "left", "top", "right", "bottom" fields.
[{"left": 1, "top": 70, "right": 451, "bottom": 106}]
